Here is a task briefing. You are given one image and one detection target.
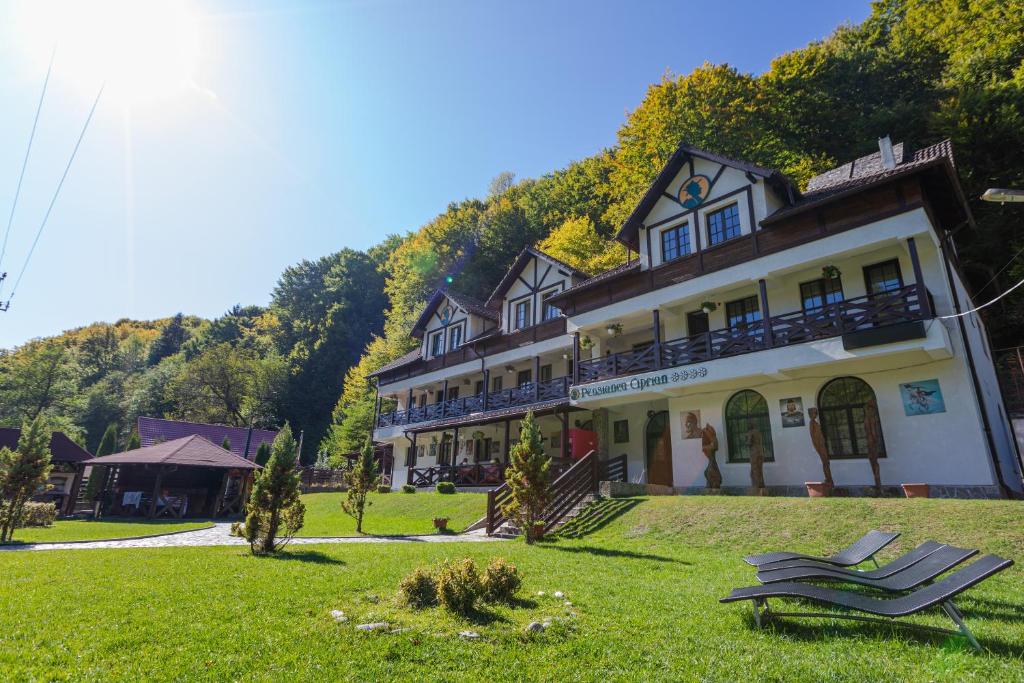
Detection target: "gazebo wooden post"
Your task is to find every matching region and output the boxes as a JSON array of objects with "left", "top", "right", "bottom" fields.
[
  {"left": 213, "top": 470, "right": 231, "bottom": 518},
  {"left": 148, "top": 466, "right": 166, "bottom": 519},
  {"left": 66, "top": 463, "right": 86, "bottom": 516}
]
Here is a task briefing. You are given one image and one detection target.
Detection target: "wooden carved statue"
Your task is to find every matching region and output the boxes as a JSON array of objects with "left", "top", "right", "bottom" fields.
[
  {"left": 807, "top": 407, "right": 833, "bottom": 487},
  {"left": 863, "top": 398, "right": 884, "bottom": 495},
  {"left": 701, "top": 423, "right": 722, "bottom": 489},
  {"left": 746, "top": 426, "right": 766, "bottom": 491}
]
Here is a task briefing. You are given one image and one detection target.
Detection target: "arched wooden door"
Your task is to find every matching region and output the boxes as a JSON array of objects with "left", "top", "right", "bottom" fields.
[{"left": 645, "top": 411, "right": 674, "bottom": 486}]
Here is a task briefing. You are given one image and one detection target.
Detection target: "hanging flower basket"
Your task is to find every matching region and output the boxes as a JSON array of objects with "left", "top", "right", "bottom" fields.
[
  {"left": 700, "top": 301, "right": 718, "bottom": 314},
  {"left": 579, "top": 335, "right": 594, "bottom": 350},
  {"left": 606, "top": 323, "right": 623, "bottom": 336},
  {"left": 822, "top": 264, "right": 842, "bottom": 280}
]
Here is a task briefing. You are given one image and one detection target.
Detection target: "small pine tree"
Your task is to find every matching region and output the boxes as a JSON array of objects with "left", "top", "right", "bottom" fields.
[
  {"left": 241, "top": 424, "right": 304, "bottom": 554},
  {"left": 96, "top": 423, "right": 119, "bottom": 456},
  {"left": 0, "top": 416, "right": 54, "bottom": 543},
  {"left": 501, "top": 411, "right": 551, "bottom": 544},
  {"left": 85, "top": 423, "right": 119, "bottom": 507},
  {"left": 126, "top": 429, "right": 141, "bottom": 451},
  {"left": 254, "top": 441, "right": 271, "bottom": 466},
  {"left": 221, "top": 436, "right": 232, "bottom": 451},
  {"left": 342, "top": 438, "right": 379, "bottom": 534}
]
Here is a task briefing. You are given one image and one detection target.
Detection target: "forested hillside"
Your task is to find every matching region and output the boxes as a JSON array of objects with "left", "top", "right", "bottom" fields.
[{"left": 2, "top": 0, "right": 1021, "bottom": 462}]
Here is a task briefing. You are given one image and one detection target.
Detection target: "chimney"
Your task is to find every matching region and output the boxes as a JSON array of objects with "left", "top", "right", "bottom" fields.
[{"left": 878, "top": 135, "right": 896, "bottom": 170}]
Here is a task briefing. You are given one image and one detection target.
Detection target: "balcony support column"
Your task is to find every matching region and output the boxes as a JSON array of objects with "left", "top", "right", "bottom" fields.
[
  {"left": 652, "top": 309, "right": 663, "bottom": 370},
  {"left": 373, "top": 395, "right": 382, "bottom": 428},
  {"left": 482, "top": 369, "right": 490, "bottom": 411},
  {"left": 907, "top": 237, "right": 933, "bottom": 318},
  {"left": 534, "top": 356, "right": 541, "bottom": 402},
  {"left": 503, "top": 420, "right": 511, "bottom": 463},
  {"left": 758, "top": 278, "right": 773, "bottom": 349},
  {"left": 407, "top": 432, "right": 417, "bottom": 485},
  {"left": 406, "top": 388, "right": 413, "bottom": 413},
  {"left": 452, "top": 426, "right": 459, "bottom": 468},
  {"left": 440, "top": 380, "right": 448, "bottom": 418},
  {"left": 572, "top": 332, "right": 580, "bottom": 385}
]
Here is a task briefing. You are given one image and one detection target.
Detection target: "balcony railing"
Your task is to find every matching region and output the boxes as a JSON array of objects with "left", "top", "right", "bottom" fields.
[
  {"left": 408, "top": 457, "right": 576, "bottom": 488},
  {"left": 377, "top": 376, "right": 571, "bottom": 429},
  {"left": 578, "top": 284, "right": 927, "bottom": 383}
]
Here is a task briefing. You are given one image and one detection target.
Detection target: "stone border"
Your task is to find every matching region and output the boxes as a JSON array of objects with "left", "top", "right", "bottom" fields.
[
  {"left": 603, "top": 482, "right": 1002, "bottom": 500},
  {"left": 1, "top": 521, "right": 216, "bottom": 547}
]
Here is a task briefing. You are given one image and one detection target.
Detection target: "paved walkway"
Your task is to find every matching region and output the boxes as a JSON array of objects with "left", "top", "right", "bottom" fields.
[{"left": 0, "top": 523, "right": 504, "bottom": 552}]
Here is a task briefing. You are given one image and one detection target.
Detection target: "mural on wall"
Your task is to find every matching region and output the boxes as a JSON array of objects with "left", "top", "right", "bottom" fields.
[
  {"left": 677, "top": 174, "right": 711, "bottom": 208},
  {"left": 701, "top": 423, "right": 722, "bottom": 489},
  {"left": 807, "top": 407, "right": 834, "bottom": 487},
  {"left": 439, "top": 305, "right": 454, "bottom": 325},
  {"left": 681, "top": 410, "right": 702, "bottom": 439},
  {"left": 613, "top": 420, "right": 629, "bottom": 443},
  {"left": 779, "top": 397, "right": 806, "bottom": 428},
  {"left": 899, "top": 380, "right": 946, "bottom": 416}
]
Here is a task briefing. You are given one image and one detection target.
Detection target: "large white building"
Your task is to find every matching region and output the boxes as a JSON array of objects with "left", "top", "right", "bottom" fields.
[{"left": 370, "top": 138, "right": 1024, "bottom": 499}]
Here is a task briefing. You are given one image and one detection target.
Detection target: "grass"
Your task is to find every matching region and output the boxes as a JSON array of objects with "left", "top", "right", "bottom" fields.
[
  {"left": 2, "top": 519, "right": 213, "bottom": 544},
  {"left": 297, "top": 491, "right": 487, "bottom": 536},
  {"left": 1, "top": 496, "right": 1022, "bottom": 681}
]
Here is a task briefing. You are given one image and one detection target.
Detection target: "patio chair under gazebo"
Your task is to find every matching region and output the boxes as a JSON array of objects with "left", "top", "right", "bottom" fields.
[{"left": 82, "top": 435, "right": 261, "bottom": 519}]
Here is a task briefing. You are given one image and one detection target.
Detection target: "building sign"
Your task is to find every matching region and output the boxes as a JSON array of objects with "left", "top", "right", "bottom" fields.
[
  {"left": 570, "top": 366, "right": 709, "bottom": 403},
  {"left": 677, "top": 174, "right": 711, "bottom": 208}
]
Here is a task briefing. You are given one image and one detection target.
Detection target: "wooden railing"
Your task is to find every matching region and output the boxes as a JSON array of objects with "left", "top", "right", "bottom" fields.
[
  {"left": 408, "top": 463, "right": 507, "bottom": 488},
  {"left": 377, "top": 377, "right": 571, "bottom": 429},
  {"left": 578, "top": 284, "right": 926, "bottom": 383},
  {"left": 600, "top": 453, "right": 628, "bottom": 483}
]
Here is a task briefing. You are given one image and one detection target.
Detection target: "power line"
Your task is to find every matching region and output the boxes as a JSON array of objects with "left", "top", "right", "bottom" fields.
[
  {"left": 0, "top": 45, "right": 56, "bottom": 298},
  {"left": 4, "top": 83, "right": 105, "bottom": 307},
  {"left": 939, "top": 273, "right": 1024, "bottom": 319}
]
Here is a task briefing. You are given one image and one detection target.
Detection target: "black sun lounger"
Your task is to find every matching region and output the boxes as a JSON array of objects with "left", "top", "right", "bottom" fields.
[
  {"left": 722, "top": 554, "right": 1014, "bottom": 651},
  {"left": 743, "top": 530, "right": 899, "bottom": 569},
  {"left": 754, "top": 540, "right": 944, "bottom": 576},
  {"left": 756, "top": 544, "right": 978, "bottom": 592}
]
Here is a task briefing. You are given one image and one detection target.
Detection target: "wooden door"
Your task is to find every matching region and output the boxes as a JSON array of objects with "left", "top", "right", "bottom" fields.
[{"left": 645, "top": 411, "right": 674, "bottom": 486}]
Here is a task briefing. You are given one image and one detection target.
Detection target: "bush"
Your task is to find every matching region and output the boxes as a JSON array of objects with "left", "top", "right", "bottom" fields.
[
  {"left": 481, "top": 557, "right": 521, "bottom": 603},
  {"left": 398, "top": 567, "right": 437, "bottom": 609},
  {"left": 401, "top": 484, "right": 416, "bottom": 494},
  {"left": 436, "top": 558, "right": 482, "bottom": 615},
  {"left": 436, "top": 481, "right": 456, "bottom": 495},
  {"left": 15, "top": 501, "right": 57, "bottom": 528},
  {"left": 376, "top": 484, "right": 392, "bottom": 494}
]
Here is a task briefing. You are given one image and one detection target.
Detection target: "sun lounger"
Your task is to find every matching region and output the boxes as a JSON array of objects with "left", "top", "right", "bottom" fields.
[
  {"left": 756, "top": 544, "right": 978, "bottom": 592},
  {"left": 721, "top": 554, "right": 1014, "bottom": 650},
  {"left": 743, "top": 530, "right": 899, "bottom": 569},
  {"left": 754, "top": 540, "right": 944, "bottom": 576}
]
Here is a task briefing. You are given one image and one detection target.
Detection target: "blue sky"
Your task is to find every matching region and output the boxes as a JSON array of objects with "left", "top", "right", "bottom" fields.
[{"left": 0, "top": 0, "right": 869, "bottom": 348}]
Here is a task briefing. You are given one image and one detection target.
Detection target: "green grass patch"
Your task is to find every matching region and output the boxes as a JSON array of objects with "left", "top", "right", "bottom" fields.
[
  {"left": 3, "top": 519, "right": 213, "bottom": 544},
  {"left": 298, "top": 491, "right": 487, "bottom": 537},
  {"left": 1, "top": 496, "right": 1022, "bottom": 681}
]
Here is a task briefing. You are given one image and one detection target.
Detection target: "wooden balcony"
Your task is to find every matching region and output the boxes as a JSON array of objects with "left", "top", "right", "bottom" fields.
[
  {"left": 377, "top": 376, "right": 571, "bottom": 429},
  {"left": 577, "top": 284, "right": 928, "bottom": 383},
  {"left": 407, "top": 457, "right": 577, "bottom": 488}
]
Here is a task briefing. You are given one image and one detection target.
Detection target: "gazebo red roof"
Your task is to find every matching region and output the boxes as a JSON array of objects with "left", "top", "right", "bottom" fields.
[{"left": 83, "top": 435, "right": 260, "bottom": 470}]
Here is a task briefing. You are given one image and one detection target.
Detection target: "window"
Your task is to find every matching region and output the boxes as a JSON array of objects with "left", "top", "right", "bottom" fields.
[
  {"left": 417, "top": 394, "right": 426, "bottom": 408},
  {"left": 687, "top": 311, "right": 709, "bottom": 336},
  {"left": 541, "top": 290, "right": 560, "bottom": 321},
  {"left": 726, "top": 296, "right": 761, "bottom": 329},
  {"left": 613, "top": 419, "right": 630, "bottom": 443},
  {"left": 706, "top": 203, "right": 741, "bottom": 246},
  {"left": 446, "top": 387, "right": 459, "bottom": 401},
  {"left": 818, "top": 377, "right": 885, "bottom": 459},
  {"left": 514, "top": 300, "right": 531, "bottom": 330},
  {"left": 474, "top": 380, "right": 485, "bottom": 395},
  {"left": 448, "top": 325, "right": 462, "bottom": 351},
  {"left": 725, "top": 390, "right": 775, "bottom": 463},
  {"left": 800, "top": 278, "right": 844, "bottom": 313},
  {"left": 429, "top": 331, "right": 444, "bottom": 357},
  {"left": 660, "top": 222, "right": 691, "bottom": 262},
  {"left": 864, "top": 259, "right": 904, "bottom": 295},
  {"left": 517, "top": 369, "right": 532, "bottom": 388},
  {"left": 491, "top": 376, "right": 503, "bottom": 393},
  {"left": 539, "top": 364, "right": 552, "bottom": 382}
]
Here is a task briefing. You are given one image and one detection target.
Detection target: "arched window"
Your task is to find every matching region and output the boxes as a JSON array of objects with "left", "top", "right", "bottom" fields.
[
  {"left": 725, "top": 390, "right": 775, "bottom": 462},
  {"left": 818, "top": 377, "right": 885, "bottom": 459}
]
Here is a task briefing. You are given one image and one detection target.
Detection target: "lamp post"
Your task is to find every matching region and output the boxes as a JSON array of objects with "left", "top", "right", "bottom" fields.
[{"left": 982, "top": 188, "right": 1024, "bottom": 204}]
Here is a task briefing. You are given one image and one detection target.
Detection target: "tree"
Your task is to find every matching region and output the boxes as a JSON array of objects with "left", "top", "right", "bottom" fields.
[
  {"left": 0, "top": 416, "right": 54, "bottom": 543},
  {"left": 341, "top": 438, "right": 379, "bottom": 534},
  {"left": 254, "top": 441, "right": 271, "bottom": 467},
  {"left": 126, "top": 429, "right": 140, "bottom": 451},
  {"left": 537, "top": 216, "right": 629, "bottom": 274},
  {"left": 221, "top": 436, "right": 232, "bottom": 451},
  {"left": 240, "top": 424, "right": 304, "bottom": 554},
  {"left": 488, "top": 171, "right": 516, "bottom": 198},
  {"left": 96, "top": 424, "right": 119, "bottom": 456},
  {"left": 147, "top": 313, "right": 189, "bottom": 365},
  {"left": 501, "top": 411, "right": 551, "bottom": 544},
  {"left": 0, "top": 339, "right": 77, "bottom": 425}
]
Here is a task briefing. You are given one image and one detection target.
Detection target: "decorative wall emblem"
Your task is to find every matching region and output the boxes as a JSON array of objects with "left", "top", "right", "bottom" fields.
[
  {"left": 779, "top": 397, "right": 805, "bottom": 428},
  {"left": 681, "top": 410, "right": 702, "bottom": 439},
  {"left": 439, "top": 305, "right": 454, "bottom": 326},
  {"left": 677, "top": 174, "right": 711, "bottom": 208},
  {"left": 900, "top": 379, "right": 946, "bottom": 415}
]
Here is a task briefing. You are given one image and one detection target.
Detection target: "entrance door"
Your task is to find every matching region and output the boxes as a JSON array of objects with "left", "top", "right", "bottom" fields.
[{"left": 645, "top": 411, "right": 674, "bottom": 486}]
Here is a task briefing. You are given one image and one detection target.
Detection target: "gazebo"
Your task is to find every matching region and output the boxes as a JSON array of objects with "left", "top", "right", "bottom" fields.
[{"left": 83, "top": 435, "right": 261, "bottom": 519}]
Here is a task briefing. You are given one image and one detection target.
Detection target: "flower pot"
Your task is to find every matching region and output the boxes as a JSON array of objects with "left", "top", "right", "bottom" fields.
[
  {"left": 432, "top": 517, "right": 449, "bottom": 531},
  {"left": 531, "top": 521, "right": 546, "bottom": 540},
  {"left": 806, "top": 482, "right": 832, "bottom": 498},
  {"left": 901, "top": 483, "right": 930, "bottom": 498}
]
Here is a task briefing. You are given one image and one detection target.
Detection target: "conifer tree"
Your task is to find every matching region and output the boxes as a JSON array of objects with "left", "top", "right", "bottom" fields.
[
  {"left": 241, "top": 424, "right": 304, "bottom": 554},
  {"left": 126, "top": 429, "right": 141, "bottom": 451},
  {"left": 85, "top": 423, "right": 119, "bottom": 505},
  {"left": 342, "top": 438, "right": 379, "bottom": 534},
  {"left": 254, "top": 441, "right": 271, "bottom": 466},
  {"left": 0, "top": 416, "right": 54, "bottom": 543},
  {"left": 501, "top": 411, "right": 551, "bottom": 544},
  {"left": 221, "top": 436, "right": 232, "bottom": 451},
  {"left": 96, "top": 424, "right": 119, "bottom": 456}
]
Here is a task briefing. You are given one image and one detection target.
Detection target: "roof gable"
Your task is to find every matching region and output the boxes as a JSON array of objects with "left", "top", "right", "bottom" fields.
[
  {"left": 485, "top": 247, "right": 588, "bottom": 308},
  {"left": 0, "top": 428, "right": 93, "bottom": 463},
  {"left": 410, "top": 289, "right": 497, "bottom": 339}
]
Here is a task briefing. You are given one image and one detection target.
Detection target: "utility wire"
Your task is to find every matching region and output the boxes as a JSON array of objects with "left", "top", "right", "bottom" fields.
[
  {"left": 0, "top": 45, "right": 56, "bottom": 297},
  {"left": 939, "top": 272, "right": 1024, "bottom": 319},
  {"left": 5, "top": 83, "right": 105, "bottom": 305}
]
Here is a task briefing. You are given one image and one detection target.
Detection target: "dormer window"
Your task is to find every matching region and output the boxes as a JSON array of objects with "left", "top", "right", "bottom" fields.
[
  {"left": 449, "top": 325, "right": 462, "bottom": 351},
  {"left": 429, "top": 331, "right": 444, "bottom": 357},
  {"left": 514, "top": 300, "right": 531, "bottom": 330},
  {"left": 707, "top": 203, "right": 741, "bottom": 246},
  {"left": 660, "top": 222, "right": 691, "bottom": 262}
]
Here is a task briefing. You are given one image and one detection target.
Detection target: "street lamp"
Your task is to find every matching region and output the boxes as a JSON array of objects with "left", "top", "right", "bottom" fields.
[{"left": 982, "top": 188, "right": 1024, "bottom": 204}]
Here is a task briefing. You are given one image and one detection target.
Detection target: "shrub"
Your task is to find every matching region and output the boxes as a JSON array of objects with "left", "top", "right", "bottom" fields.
[
  {"left": 436, "top": 558, "right": 482, "bottom": 615},
  {"left": 376, "top": 484, "right": 392, "bottom": 494},
  {"left": 401, "top": 484, "right": 416, "bottom": 494},
  {"left": 436, "top": 481, "right": 456, "bottom": 495},
  {"left": 398, "top": 567, "right": 437, "bottom": 609},
  {"left": 481, "top": 557, "right": 521, "bottom": 603},
  {"left": 15, "top": 501, "right": 58, "bottom": 528}
]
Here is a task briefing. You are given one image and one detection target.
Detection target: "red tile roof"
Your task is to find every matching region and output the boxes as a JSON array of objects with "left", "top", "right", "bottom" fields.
[{"left": 84, "top": 435, "right": 260, "bottom": 469}]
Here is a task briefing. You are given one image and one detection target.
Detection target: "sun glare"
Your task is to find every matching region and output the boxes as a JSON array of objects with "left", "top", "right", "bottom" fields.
[{"left": 16, "top": 0, "right": 202, "bottom": 105}]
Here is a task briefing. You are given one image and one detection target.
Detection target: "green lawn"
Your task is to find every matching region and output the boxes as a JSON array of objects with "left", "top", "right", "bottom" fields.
[
  {"left": 1, "top": 496, "right": 1022, "bottom": 681},
  {"left": 2, "top": 519, "right": 213, "bottom": 544},
  {"left": 297, "top": 491, "right": 487, "bottom": 536}
]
